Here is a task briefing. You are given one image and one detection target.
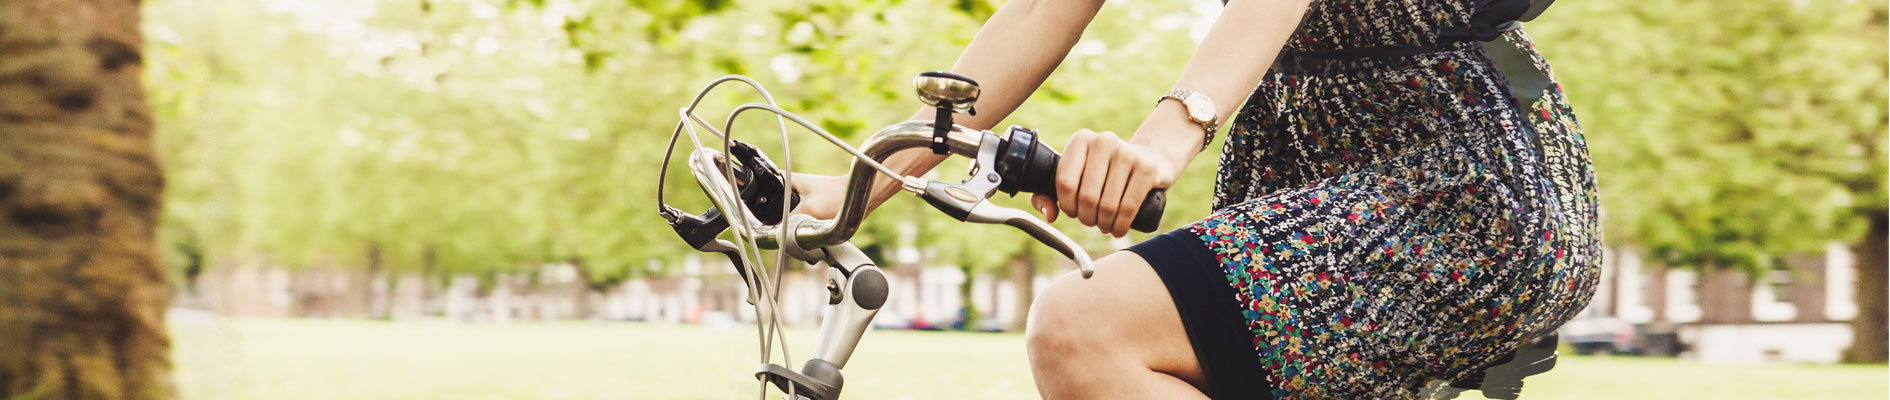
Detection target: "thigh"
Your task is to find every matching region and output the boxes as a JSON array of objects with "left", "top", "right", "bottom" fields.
[{"left": 1030, "top": 250, "right": 1206, "bottom": 386}]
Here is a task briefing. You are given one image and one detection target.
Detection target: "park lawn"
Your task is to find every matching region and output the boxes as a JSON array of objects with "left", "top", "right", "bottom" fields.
[{"left": 170, "top": 318, "right": 1886, "bottom": 399}]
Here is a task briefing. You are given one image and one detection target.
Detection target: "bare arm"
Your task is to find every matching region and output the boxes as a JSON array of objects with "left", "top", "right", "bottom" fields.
[
  {"left": 1045, "top": 0, "right": 1312, "bottom": 236},
  {"left": 852, "top": 0, "right": 1107, "bottom": 214},
  {"left": 1128, "top": 0, "right": 1311, "bottom": 172},
  {"left": 795, "top": 0, "right": 1313, "bottom": 229}
]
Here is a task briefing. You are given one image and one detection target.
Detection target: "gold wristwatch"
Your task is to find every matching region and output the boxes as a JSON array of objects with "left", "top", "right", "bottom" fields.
[{"left": 1158, "top": 88, "right": 1219, "bottom": 151}]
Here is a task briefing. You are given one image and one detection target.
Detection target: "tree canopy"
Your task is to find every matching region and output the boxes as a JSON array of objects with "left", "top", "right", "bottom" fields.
[
  {"left": 1536, "top": 0, "right": 1887, "bottom": 273},
  {"left": 146, "top": 0, "right": 1886, "bottom": 284}
]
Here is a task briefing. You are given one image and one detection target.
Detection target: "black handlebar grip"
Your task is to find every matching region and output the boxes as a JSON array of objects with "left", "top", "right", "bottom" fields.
[
  {"left": 1133, "top": 189, "right": 1166, "bottom": 232},
  {"left": 1012, "top": 148, "right": 1167, "bottom": 233}
]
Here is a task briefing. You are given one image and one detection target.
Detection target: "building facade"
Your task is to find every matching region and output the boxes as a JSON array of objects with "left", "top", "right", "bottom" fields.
[{"left": 1568, "top": 243, "right": 1861, "bottom": 364}]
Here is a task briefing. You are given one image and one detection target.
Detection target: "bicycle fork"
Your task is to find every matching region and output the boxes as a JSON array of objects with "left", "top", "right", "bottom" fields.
[{"left": 757, "top": 243, "right": 885, "bottom": 400}]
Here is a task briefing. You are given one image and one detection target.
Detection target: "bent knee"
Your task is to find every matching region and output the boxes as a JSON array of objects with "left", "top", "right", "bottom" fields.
[{"left": 1025, "top": 272, "right": 1100, "bottom": 355}]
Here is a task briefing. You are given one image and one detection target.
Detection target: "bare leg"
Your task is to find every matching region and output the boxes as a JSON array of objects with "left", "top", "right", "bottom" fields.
[{"left": 1026, "top": 251, "right": 1210, "bottom": 399}]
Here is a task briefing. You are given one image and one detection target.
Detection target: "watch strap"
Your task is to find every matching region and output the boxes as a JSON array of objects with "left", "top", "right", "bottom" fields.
[
  {"left": 1157, "top": 88, "right": 1194, "bottom": 105},
  {"left": 1158, "top": 88, "right": 1218, "bottom": 151}
]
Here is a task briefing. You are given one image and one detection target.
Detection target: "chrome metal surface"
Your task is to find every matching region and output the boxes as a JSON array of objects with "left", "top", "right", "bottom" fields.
[
  {"left": 962, "top": 201, "right": 1095, "bottom": 278},
  {"left": 753, "top": 121, "right": 986, "bottom": 250},
  {"left": 691, "top": 121, "right": 983, "bottom": 251},
  {"left": 686, "top": 148, "right": 765, "bottom": 238},
  {"left": 812, "top": 244, "right": 882, "bottom": 367},
  {"left": 913, "top": 75, "right": 980, "bottom": 111},
  {"left": 664, "top": 75, "right": 1119, "bottom": 400}
]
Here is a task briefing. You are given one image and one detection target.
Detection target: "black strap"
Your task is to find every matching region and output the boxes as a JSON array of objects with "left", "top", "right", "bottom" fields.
[
  {"left": 1519, "top": 0, "right": 1556, "bottom": 22},
  {"left": 930, "top": 106, "right": 951, "bottom": 155},
  {"left": 1279, "top": 44, "right": 1455, "bottom": 61}
]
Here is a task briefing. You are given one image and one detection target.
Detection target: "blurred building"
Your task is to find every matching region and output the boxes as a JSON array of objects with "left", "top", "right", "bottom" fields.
[
  {"left": 176, "top": 235, "right": 1868, "bottom": 366},
  {"left": 1562, "top": 243, "right": 1861, "bottom": 364}
]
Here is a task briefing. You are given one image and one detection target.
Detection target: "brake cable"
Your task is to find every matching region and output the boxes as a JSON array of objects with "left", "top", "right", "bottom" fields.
[{"left": 654, "top": 75, "right": 801, "bottom": 398}]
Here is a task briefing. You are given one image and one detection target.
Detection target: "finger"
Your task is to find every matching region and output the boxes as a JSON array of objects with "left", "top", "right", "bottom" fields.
[
  {"left": 1031, "top": 193, "right": 1058, "bottom": 223},
  {"left": 1076, "top": 132, "right": 1118, "bottom": 228},
  {"left": 1112, "top": 156, "right": 1158, "bottom": 236},
  {"left": 1097, "top": 138, "right": 1134, "bottom": 236},
  {"left": 1056, "top": 130, "right": 1093, "bottom": 219}
]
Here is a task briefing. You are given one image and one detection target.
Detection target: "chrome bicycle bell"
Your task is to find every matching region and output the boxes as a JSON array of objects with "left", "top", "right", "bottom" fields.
[{"left": 913, "top": 71, "right": 979, "bottom": 114}]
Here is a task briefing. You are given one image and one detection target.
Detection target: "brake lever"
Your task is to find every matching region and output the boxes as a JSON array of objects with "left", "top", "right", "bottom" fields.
[
  {"left": 965, "top": 201, "right": 1095, "bottom": 278},
  {"left": 660, "top": 205, "right": 760, "bottom": 304},
  {"left": 698, "top": 239, "right": 761, "bottom": 306},
  {"left": 915, "top": 183, "right": 1096, "bottom": 278},
  {"left": 911, "top": 131, "right": 1097, "bottom": 278}
]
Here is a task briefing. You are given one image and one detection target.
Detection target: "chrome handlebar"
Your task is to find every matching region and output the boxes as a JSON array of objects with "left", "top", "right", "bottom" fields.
[
  {"left": 661, "top": 73, "right": 1112, "bottom": 400},
  {"left": 667, "top": 72, "right": 1113, "bottom": 279},
  {"left": 686, "top": 121, "right": 972, "bottom": 248},
  {"left": 685, "top": 120, "right": 1098, "bottom": 277}
]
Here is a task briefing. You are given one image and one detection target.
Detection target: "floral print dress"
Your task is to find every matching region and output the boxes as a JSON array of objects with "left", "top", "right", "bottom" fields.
[{"left": 1174, "top": 1, "right": 1602, "bottom": 397}]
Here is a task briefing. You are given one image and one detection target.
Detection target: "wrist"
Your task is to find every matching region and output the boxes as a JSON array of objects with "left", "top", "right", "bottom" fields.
[{"left": 1129, "top": 102, "right": 1206, "bottom": 179}]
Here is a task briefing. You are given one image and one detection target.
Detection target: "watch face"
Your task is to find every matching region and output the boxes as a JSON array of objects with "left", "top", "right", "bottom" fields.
[{"left": 1184, "top": 94, "right": 1214, "bottom": 122}]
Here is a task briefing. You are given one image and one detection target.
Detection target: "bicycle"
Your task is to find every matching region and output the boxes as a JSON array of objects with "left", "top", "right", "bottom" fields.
[
  {"left": 657, "top": 72, "right": 1564, "bottom": 400},
  {"left": 657, "top": 72, "right": 1166, "bottom": 400}
]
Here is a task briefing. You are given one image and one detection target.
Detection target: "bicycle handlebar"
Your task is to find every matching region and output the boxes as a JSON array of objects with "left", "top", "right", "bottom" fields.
[
  {"left": 687, "top": 121, "right": 983, "bottom": 251},
  {"left": 692, "top": 121, "right": 1167, "bottom": 254},
  {"left": 669, "top": 74, "right": 1169, "bottom": 283},
  {"left": 661, "top": 74, "right": 1174, "bottom": 400},
  {"left": 990, "top": 125, "right": 1166, "bottom": 232}
]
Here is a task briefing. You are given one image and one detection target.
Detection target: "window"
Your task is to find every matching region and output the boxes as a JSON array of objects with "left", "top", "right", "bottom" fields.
[
  {"left": 1825, "top": 242, "right": 1858, "bottom": 320},
  {"left": 1665, "top": 269, "right": 1701, "bottom": 323},
  {"left": 1751, "top": 263, "right": 1798, "bottom": 322}
]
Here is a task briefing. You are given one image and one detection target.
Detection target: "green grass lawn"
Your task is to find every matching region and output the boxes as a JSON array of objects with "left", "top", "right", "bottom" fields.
[{"left": 170, "top": 318, "right": 1886, "bottom": 399}]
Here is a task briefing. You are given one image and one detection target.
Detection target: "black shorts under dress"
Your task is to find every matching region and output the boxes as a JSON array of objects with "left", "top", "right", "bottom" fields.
[{"left": 1123, "top": 1, "right": 1602, "bottom": 398}]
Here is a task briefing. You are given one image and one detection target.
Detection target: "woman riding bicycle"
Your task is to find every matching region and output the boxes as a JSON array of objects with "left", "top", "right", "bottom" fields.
[{"left": 792, "top": 0, "right": 1601, "bottom": 397}]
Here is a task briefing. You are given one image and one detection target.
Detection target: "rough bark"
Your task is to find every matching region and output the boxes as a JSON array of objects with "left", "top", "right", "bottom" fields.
[
  {"left": 1845, "top": 210, "right": 1887, "bottom": 363},
  {"left": 0, "top": 0, "right": 171, "bottom": 398}
]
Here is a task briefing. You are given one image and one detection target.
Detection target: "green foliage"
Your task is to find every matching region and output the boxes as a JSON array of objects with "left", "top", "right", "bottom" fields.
[
  {"left": 145, "top": 0, "right": 1886, "bottom": 286},
  {"left": 575, "top": 0, "right": 1209, "bottom": 274},
  {"left": 149, "top": 0, "right": 682, "bottom": 281},
  {"left": 1531, "top": 0, "right": 1888, "bottom": 273}
]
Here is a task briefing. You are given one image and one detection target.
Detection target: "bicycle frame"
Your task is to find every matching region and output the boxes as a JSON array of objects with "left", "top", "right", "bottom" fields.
[
  {"left": 660, "top": 73, "right": 1559, "bottom": 400},
  {"left": 746, "top": 242, "right": 883, "bottom": 399}
]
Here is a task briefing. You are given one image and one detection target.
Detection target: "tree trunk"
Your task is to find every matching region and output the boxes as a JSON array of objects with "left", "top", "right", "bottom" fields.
[
  {"left": 378, "top": 271, "right": 397, "bottom": 320},
  {"left": 0, "top": 0, "right": 170, "bottom": 398},
  {"left": 359, "top": 242, "right": 383, "bottom": 318},
  {"left": 422, "top": 245, "right": 440, "bottom": 316},
  {"left": 957, "top": 264, "right": 977, "bottom": 331},
  {"left": 1007, "top": 249, "right": 1037, "bottom": 332},
  {"left": 570, "top": 259, "right": 594, "bottom": 320},
  {"left": 1845, "top": 210, "right": 1887, "bottom": 363}
]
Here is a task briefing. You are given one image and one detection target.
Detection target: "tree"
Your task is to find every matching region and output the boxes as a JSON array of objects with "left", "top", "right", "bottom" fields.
[
  {"left": 137, "top": 0, "right": 1886, "bottom": 352},
  {"left": 136, "top": 0, "right": 1212, "bottom": 307},
  {"left": 0, "top": 0, "right": 171, "bottom": 398},
  {"left": 146, "top": 0, "right": 662, "bottom": 291},
  {"left": 574, "top": 0, "right": 1213, "bottom": 330},
  {"left": 1534, "top": 0, "right": 1887, "bottom": 361}
]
